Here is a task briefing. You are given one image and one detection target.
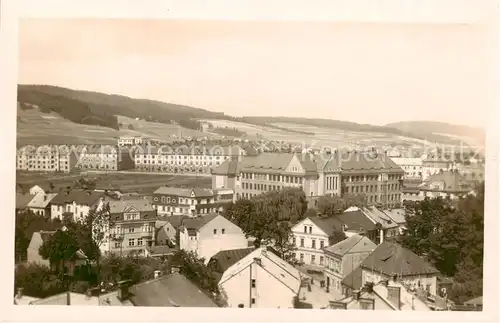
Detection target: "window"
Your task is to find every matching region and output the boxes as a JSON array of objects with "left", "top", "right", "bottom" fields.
[
  {"left": 300, "top": 238, "right": 304, "bottom": 247},
  {"left": 309, "top": 227, "right": 312, "bottom": 234},
  {"left": 114, "top": 242, "right": 121, "bottom": 248},
  {"left": 312, "top": 239, "right": 316, "bottom": 249},
  {"left": 221, "top": 228, "right": 225, "bottom": 234},
  {"left": 304, "top": 226, "right": 307, "bottom": 233},
  {"left": 213, "top": 229, "right": 217, "bottom": 234},
  {"left": 320, "top": 256, "right": 324, "bottom": 265},
  {"left": 311, "top": 255, "right": 316, "bottom": 264},
  {"left": 293, "top": 237, "right": 296, "bottom": 245},
  {"left": 251, "top": 279, "right": 256, "bottom": 288},
  {"left": 128, "top": 239, "right": 135, "bottom": 247},
  {"left": 300, "top": 253, "right": 304, "bottom": 262},
  {"left": 137, "top": 238, "right": 143, "bottom": 246},
  {"left": 251, "top": 298, "right": 256, "bottom": 304},
  {"left": 320, "top": 240, "right": 324, "bottom": 249},
  {"left": 128, "top": 227, "right": 135, "bottom": 233}
]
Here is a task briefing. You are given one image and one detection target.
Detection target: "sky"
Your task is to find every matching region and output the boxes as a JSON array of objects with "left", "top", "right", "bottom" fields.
[{"left": 18, "top": 19, "right": 491, "bottom": 128}]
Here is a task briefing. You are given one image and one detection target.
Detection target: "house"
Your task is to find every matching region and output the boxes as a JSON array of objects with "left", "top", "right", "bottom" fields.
[
  {"left": 335, "top": 210, "right": 379, "bottom": 242},
  {"left": 381, "top": 208, "right": 407, "bottom": 235},
  {"left": 208, "top": 247, "right": 255, "bottom": 274},
  {"left": 27, "top": 228, "right": 88, "bottom": 275},
  {"left": 418, "top": 170, "right": 473, "bottom": 200},
  {"left": 76, "top": 145, "right": 134, "bottom": 171},
  {"left": 145, "top": 245, "right": 176, "bottom": 259},
  {"left": 99, "top": 198, "right": 158, "bottom": 256},
  {"left": 359, "top": 242, "right": 441, "bottom": 296},
  {"left": 179, "top": 214, "right": 248, "bottom": 263},
  {"left": 401, "top": 179, "right": 425, "bottom": 203},
  {"left": 26, "top": 192, "right": 58, "bottom": 217},
  {"left": 355, "top": 206, "right": 401, "bottom": 242},
  {"left": 152, "top": 187, "right": 234, "bottom": 217},
  {"left": 390, "top": 157, "right": 423, "bottom": 179},
  {"left": 50, "top": 190, "right": 106, "bottom": 221},
  {"left": 29, "top": 184, "right": 48, "bottom": 196},
  {"left": 126, "top": 272, "right": 218, "bottom": 307},
  {"left": 218, "top": 247, "right": 301, "bottom": 308},
  {"left": 332, "top": 280, "right": 432, "bottom": 311},
  {"left": 323, "top": 235, "right": 377, "bottom": 296},
  {"left": 421, "top": 157, "right": 454, "bottom": 180},
  {"left": 155, "top": 214, "right": 189, "bottom": 246},
  {"left": 290, "top": 215, "right": 345, "bottom": 269}
]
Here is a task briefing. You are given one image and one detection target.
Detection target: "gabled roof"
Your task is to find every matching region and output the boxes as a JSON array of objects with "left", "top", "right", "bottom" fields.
[
  {"left": 219, "top": 247, "right": 301, "bottom": 294},
  {"left": 50, "top": 190, "right": 105, "bottom": 206},
  {"left": 318, "top": 152, "right": 404, "bottom": 173},
  {"left": 307, "top": 215, "right": 344, "bottom": 237},
  {"left": 324, "top": 235, "right": 376, "bottom": 257},
  {"left": 209, "top": 247, "right": 255, "bottom": 273},
  {"left": 419, "top": 170, "right": 472, "bottom": 193},
  {"left": 16, "top": 193, "right": 35, "bottom": 209},
  {"left": 360, "top": 242, "right": 439, "bottom": 276},
  {"left": 108, "top": 198, "right": 155, "bottom": 214},
  {"left": 181, "top": 214, "right": 219, "bottom": 231},
  {"left": 129, "top": 272, "right": 218, "bottom": 307},
  {"left": 27, "top": 193, "right": 58, "bottom": 209},
  {"left": 382, "top": 208, "right": 406, "bottom": 224},
  {"left": 342, "top": 266, "right": 363, "bottom": 290},
  {"left": 335, "top": 210, "right": 377, "bottom": 232},
  {"left": 361, "top": 206, "right": 399, "bottom": 230}
]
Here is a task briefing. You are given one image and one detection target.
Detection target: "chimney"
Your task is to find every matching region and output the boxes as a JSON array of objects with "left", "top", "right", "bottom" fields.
[
  {"left": 66, "top": 291, "right": 71, "bottom": 305},
  {"left": 16, "top": 287, "right": 24, "bottom": 299},
  {"left": 253, "top": 257, "right": 262, "bottom": 266},
  {"left": 386, "top": 286, "right": 401, "bottom": 310}
]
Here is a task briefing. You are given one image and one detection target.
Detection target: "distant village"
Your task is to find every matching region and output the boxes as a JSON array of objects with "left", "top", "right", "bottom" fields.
[{"left": 14, "top": 135, "right": 484, "bottom": 310}]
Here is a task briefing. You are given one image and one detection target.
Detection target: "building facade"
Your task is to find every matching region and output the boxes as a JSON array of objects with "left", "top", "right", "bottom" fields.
[
  {"left": 390, "top": 157, "right": 423, "bottom": 179},
  {"left": 152, "top": 187, "right": 234, "bottom": 217},
  {"left": 16, "top": 145, "right": 77, "bottom": 173},
  {"left": 100, "top": 198, "right": 158, "bottom": 256},
  {"left": 323, "top": 235, "right": 377, "bottom": 295},
  {"left": 421, "top": 157, "right": 454, "bottom": 180},
  {"left": 50, "top": 190, "right": 106, "bottom": 221},
  {"left": 418, "top": 170, "right": 473, "bottom": 200},
  {"left": 218, "top": 247, "right": 301, "bottom": 308},
  {"left": 179, "top": 214, "right": 248, "bottom": 263}
]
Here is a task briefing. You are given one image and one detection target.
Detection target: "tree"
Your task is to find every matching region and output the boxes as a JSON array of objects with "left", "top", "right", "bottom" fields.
[
  {"left": 15, "top": 263, "right": 66, "bottom": 298},
  {"left": 317, "top": 195, "right": 344, "bottom": 216},
  {"left": 39, "top": 229, "right": 80, "bottom": 275}
]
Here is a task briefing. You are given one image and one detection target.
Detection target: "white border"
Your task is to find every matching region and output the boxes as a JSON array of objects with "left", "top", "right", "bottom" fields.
[{"left": 1, "top": 0, "right": 498, "bottom": 322}]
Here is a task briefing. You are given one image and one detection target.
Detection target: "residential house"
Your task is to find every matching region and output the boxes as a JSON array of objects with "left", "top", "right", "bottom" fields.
[
  {"left": 29, "top": 184, "right": 48, "bottom": 196},
  {"left": 50, "top": 190, "right": 106, "bottom": 221},
  {"left": 26, "top": 192, "right": 58, "bottom": 217},
  {"left": 421, "top": 157, "right": 454, "bottom": 180},
  {"left": 179, "top": 214, "right": 248, "bottom": 263},
  {"left": 16, "top": 145, "right": 77, "bottom": 173},
  {"left": 401, "top": 179, "right": 425, "bottom": 203},
  {"left": 134, "top": 145, "right": 244, "bottom": 174},
  {"left": 381, "top": 208, "right": 407, "bottom": 235},
  {"left": 100, "top": 198, "right": 157, "bottom": 256},
  {"left": 208, "top": 247, "right": 256, "bottom": 274},
  {"left": 145, "top": 245, "right": 176, "bottom": 259},
  {"left": 335, "top": 209, "right": 379, "bottom": 242},
  {"left": 390, "top": 157, "right": 423, "bottom": 179},
  {"left": 290, "top": 215, "right": 345, "bottom": 269},
  {"left": 118, "top": 136, "right": 143, "bottom": 147},
  {"left": 77, "top": 145, "right": 134, "bottom": 171},
  {"left": 359, "top": 242, "right": 441, "bottom": 296},
  {"left": 332, "top": 280, "right": 432, "bottom": 311},
  {"left": 218, "top": 247, "right": 301, "bottom": 308},
  {"left": 27, "top": 228, "right": 88, "bottom": 276},
  {"left": 323, "top": 235, "right": 377, "bottom": 296},
  {"left": 152, "top": 187, "right": 233, "bottom": 217},
  {"left": 354, "top": 206, "right": 401, "bottom": 242},
  {"left": 155, "top": 214, "right": 188, "bottom": 246},
  {"left": 418, "top": 170, "right": 474, "bottom": 200}
]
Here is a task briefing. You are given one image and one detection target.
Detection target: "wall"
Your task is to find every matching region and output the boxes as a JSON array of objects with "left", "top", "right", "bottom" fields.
[
  {"left": 197, "top": 216, "right": 247, "bottom": 263},
  {"left": 27, "top": 233, "right": 50, "bottom": 267},
  {"left": 220, "top": 261, "right": 296, "bottom": 308},
  {"left": 291, "top": 218, "right": 329, "bottom": 267},
  {"left": 362, "top": 269, "right": 438, "bottom": 296}
]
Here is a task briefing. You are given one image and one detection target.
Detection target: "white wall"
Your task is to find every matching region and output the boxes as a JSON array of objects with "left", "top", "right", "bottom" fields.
[
  {"left": 220, "top": 262, "right": 296, "bottom": 308},
  {"left": 362, "top": 269, "right": 438, "bottom": 296},
  {"left": 291, "top": 218, "right": 329, "bottom": 266}
]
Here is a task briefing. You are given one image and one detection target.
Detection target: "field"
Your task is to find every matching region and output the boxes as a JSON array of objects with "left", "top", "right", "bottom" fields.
[
  {"left": 16, "top": 171, "right": 212, "bottom": 195},
  {"left": 16, "top": 107, "right": 218, "bottom": 146}
]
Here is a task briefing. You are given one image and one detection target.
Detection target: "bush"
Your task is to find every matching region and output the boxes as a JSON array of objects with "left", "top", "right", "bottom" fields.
[{"left": 15, "top": 263, "right": 66, "bottom": 298}]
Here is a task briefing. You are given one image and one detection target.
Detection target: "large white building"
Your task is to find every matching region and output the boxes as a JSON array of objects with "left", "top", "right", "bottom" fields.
[
  {"left": 50, "top": 190, "right": 106, "bottom": 222},
  {"left": 16, "top": 145, "right": 77, "bottom": 173},
  {"left": 390, "top": 157, "right": 423, "bottom": 180},
  {"left": 218, "top": 247, "right": 301, "bottom": 308},
  {"left": 179, "top": 214, "right": 248, "bottom": 263}
]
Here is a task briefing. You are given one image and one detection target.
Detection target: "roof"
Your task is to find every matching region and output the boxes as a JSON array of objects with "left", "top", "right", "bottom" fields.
[
  {"left": 336, "top": 210, "right": 377, "bottom": 232},
  {"left": 50, "top": 190, "right": 105, "bottom": 206},
  {"left": 108, "top": 198, "right": 155, "bottom": 213},
  {"left": 307, "top": 215, "right": 344, "bottom": 237},
  {"left": 219, "top": 247, "right": 301, "bottom": 294},
  {"left": 27, "top": 192, "right": 58, "bottom": 209},
  {"left": 147, "top": 245, "right": 176, "bottom": 256},
  {"left": 16, "top": 193, "right": 34, "bottom": 209},
  {"left": 181, "top": 214, "right": 219, "bottom": 231},
  {"left": 324, "top": 235, "right": 376, "bottom": 257},
  {"left": 159, "top": 214, "right": 190, "bottom": 229},
  {"left": 390, "top": 157, "right": 423, "bottom": 167},
  {"left": 360, "top": 241, "right": 440, "bottom": 276},
  {"left": 361, "top": 206, "right": 399, "bottom": 230},
  {"left": 382, "top": 208, "right": 406, "bottom": 224},
  {"left": 129, "top": 272, "right": 218, "bottom": 307},
  {"left": 154, "top": 187, "right": 214, "bottom": 198},
  {"left": 209, "top": 247, "right": 255, "bottom": 272},
  {"left": 419, "top": 170, "right": 472, "bottom": 193},
  {"left": 98, "top": 290, "right": 134, "bottom": 306},
  {"left": 319, "top": 152, "right": 404, "bottom": 174},
  {"left": 464, "top": 296, "right": 483, "bottom": 306},
  {"left": 342, "top": 266, "right": 363, "bottom": 290},
  {"left": 212, "top": 158, "right": 239, "bottom": 176}
]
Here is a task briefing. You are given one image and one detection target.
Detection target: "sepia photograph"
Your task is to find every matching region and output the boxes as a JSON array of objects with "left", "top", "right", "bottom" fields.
[{"left": 5, "top": 1, "right": 495, "bottom": 318}]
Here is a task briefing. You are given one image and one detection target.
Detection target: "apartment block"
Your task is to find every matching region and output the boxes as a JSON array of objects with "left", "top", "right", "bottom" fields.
[
  {"left": 16, "top": 145, "right": 77, "bottom": 173},
  {"left": 76, "top": 145, "right": 134, "bottom": 171}
]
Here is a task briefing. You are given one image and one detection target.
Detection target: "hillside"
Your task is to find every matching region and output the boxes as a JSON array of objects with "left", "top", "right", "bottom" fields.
[
  {"left": 243, "top": 116, "right": 465, "bottom": 145},
  {"left": 385, "top": 121, "right": 484, "bottom": 143},
  {"left": 18, "top": 84, "right": 227, "bottom": 127}
]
